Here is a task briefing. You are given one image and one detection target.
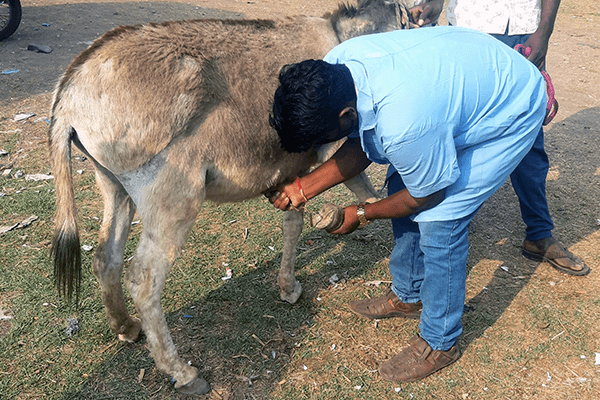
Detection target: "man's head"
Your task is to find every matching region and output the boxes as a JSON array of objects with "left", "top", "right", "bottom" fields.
[{"left": 270, "top": 59, "right": 357, "bottom": 153}]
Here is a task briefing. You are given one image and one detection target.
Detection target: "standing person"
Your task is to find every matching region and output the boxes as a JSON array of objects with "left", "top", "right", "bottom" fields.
[
  {"left": 268, "top": 27, "right": 547, "bottom": 381},
  {"left": 411, "top": 0, "right": 590, "bottom": 276}
]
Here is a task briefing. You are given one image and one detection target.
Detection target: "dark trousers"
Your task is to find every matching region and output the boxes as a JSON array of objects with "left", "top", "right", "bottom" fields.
[{"left": 491, "top": 31, "right": 554, "bottom": 241}]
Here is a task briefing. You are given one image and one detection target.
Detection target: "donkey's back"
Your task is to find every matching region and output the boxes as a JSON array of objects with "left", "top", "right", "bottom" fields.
[{"left": 53, "top": 18, "right": 336, "bottom": 199}]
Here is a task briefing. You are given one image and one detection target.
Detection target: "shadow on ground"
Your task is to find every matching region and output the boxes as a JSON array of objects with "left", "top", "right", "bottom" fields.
[{"left": 460, "top": 106, "right": 600, "bottom": 349}]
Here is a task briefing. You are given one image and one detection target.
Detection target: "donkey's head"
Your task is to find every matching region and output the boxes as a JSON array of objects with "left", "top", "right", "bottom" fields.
[{"left": 329, "top": 0, "right": 416, "bottom": 43}]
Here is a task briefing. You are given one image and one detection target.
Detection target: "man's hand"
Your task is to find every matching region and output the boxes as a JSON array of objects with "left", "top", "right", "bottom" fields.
[
  {"left": 523, "top": 30, "right": 549, "bottom": 70},
  {"left": 329, "top": 205, "right": 360, "bottom": 235},
  {"left": 265, "top": 178, "right": 305, "bottom": 211},
  {"left": 408, "top": 0, "right": 444, "bottom": 27}
]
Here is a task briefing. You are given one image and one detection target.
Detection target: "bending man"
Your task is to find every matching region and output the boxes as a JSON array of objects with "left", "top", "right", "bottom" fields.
[{"left": 268, "top": 27, "right": 546, "bottom": 382}]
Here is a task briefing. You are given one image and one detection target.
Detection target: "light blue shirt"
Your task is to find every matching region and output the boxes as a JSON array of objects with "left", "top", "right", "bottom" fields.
[{"left": 324, "top": 26, "right": 546, "bottom": 222}]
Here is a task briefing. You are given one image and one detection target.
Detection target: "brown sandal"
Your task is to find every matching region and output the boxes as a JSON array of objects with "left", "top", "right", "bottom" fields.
[{"left": 522, "top": 237, "right": 591, "bottom": 276}]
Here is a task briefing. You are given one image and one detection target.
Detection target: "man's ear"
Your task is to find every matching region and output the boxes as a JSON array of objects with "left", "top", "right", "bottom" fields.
[{"left": 338, "top": 106, "right": 358, "bottom": 132}]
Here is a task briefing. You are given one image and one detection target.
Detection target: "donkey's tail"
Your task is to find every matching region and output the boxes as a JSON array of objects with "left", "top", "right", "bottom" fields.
[{"left": 48, "top": 113, "right": 81, "bottom": 303}]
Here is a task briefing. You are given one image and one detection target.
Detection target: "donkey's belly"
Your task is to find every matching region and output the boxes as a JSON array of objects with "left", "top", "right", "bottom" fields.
[{"left": 203, "top": 165, "right": 284, "bottom": 204}]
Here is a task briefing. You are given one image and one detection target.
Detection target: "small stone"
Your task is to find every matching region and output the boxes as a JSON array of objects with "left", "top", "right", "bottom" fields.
[
  {"left": 14, "top": 113, "right": 35, "bottom": 121},
  {"left": 27, "top": 44, "right": 53, "bottom": 53},
  {"left": 537, "top": 321, "right": 550, "bottom": 329},
  {"left": 64, "top": 318, "right": 80, "bottom": 337}
]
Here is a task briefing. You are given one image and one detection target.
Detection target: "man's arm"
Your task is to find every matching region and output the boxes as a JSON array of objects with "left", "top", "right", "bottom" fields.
[
  {"left": 525, "top": 0, "right": 561, "bottom": 69},
  {"left": 330, "top": 187, "right": 444, "bottom": 235},
  {"left": 268, "top": 137, "right": 371, "bottom": 210}
]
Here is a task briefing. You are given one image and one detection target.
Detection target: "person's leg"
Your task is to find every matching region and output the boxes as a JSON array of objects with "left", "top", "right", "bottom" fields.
[
  {"left": 388, "top": 172, "right": 423, "bottom": 304},
  {"left": 491, "top": 33, "right": 589, "bottom": 275},
  {"left": 379, "top": 210, "right": 475, "bottom": 382},
  {"left": 510, "top": 125, "right": 553, "bottom": 241},
  {"left": 417, "top": 213, "right": 473, "bottom": 350},
  {"left": 490, "top": 32, "right": 554, "bottom": 241},
  {"left": 348, "top": 171, "right": 423, "bottom": 319}
]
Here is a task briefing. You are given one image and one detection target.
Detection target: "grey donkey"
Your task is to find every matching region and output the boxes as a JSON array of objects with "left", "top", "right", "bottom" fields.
[{"left": 49, "top": 0, "right": 418, "bottom": 394}]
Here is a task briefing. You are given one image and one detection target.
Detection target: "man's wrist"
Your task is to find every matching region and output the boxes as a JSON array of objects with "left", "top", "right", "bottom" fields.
[{"left": 356, "top": 203, "right": 371, "bottom": 228}]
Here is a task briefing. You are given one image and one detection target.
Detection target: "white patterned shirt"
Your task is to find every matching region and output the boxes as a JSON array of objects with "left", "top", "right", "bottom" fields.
[{"left": 446, "top": 0, "right": 542, "bottom": 35}]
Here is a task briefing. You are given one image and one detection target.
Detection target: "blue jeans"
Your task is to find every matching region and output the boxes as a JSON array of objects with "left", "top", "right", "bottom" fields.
[
  {"left": 388, "top": 173, "right": 476, "bottom": 351},
  {"left": 491, "top": 32, "right": 554, "bottom": 241}
]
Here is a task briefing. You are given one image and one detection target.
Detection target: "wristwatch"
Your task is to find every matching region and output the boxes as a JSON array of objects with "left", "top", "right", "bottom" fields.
[{"left": 356, "top": 203, "right": 371, "bottom": 228}]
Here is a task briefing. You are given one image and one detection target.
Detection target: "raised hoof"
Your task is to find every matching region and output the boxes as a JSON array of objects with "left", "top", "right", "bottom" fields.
[
  {"left": 280, "top": 280, "right": 302, "bottom": 304},
  {"left": 311, "top": 203, "right": 345, "bottom": 233},
  {"left": 177, "top": 376, "right": 211, "bottom": 395},
  {"left": 117, "top": 317, "right": 142, "bottom": 343}
]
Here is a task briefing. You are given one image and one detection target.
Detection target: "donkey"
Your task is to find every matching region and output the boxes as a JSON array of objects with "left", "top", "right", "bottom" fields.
[{"left": 49, "top": 0, "right": 416, "bottom": 394}]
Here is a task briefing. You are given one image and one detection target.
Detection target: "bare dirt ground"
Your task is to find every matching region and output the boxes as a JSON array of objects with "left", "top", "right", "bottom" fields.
[{"left": 1, "top": 0, "right": 599, "bottom": 399}]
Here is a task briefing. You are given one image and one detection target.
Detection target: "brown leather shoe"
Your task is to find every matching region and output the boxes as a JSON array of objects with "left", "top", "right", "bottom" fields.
[
  {"left": 379, "top": 335, "right": 461, "bottom": 382},
  {"left": 348, "top": 287, "right": 422, "bottom": 320},
  {"left": 522, "top": 236, "right": 591, "bottom": 276}
]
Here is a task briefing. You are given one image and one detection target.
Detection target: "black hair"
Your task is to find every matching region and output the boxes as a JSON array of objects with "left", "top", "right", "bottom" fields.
[{"left": 270, "top": 59, "right": 356, "bottom": 153}]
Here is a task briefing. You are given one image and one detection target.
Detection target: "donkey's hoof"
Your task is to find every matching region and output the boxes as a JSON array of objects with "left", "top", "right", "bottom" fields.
[
  {"left": 177, "top": 376, "right": 211, "bottom": 395},
  {"left": 311, "top": 203, "right": 345, "bottom": 233},
  {"left": 117, "top": 317, "right": 142, "bottom": 343},
  {"left": 280, "top": 280, "right": 302, "bottom": 304}
]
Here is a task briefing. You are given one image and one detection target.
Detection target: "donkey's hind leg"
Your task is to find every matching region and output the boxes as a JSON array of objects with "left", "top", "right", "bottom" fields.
[
  {"left": 92, "top": 163, "right": 141, "bottom": 342},
  {"left": 123, "top": 170, "right": 209, "bottom": 394}
]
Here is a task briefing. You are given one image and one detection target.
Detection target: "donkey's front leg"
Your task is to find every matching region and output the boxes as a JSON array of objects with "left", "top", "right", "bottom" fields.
[{"left": 278, "top": 209, "right": 304, "bottom": 303}]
